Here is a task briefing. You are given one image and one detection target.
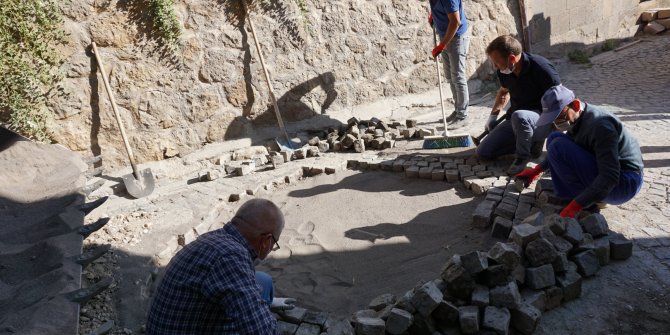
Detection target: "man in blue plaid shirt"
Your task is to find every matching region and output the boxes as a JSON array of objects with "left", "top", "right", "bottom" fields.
[{"left": 146, "top": 199, "right": 295, "bottom": 334}]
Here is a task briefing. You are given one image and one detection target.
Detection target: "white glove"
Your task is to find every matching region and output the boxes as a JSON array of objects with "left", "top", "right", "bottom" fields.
[
  {"left": 270, "top": 297, "right": 296, "bottom": 312},
  {"left": 485, "top": 115, "right": 498, "bottom": 131}
]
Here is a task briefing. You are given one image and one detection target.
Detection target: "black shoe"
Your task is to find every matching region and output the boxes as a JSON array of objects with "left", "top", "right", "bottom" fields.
[
  {"left": 444, "top": 111, "right": 459, "bottom": 123},
  {"left": 531, "top": 140, "right": 545, "bottom": 159},
  {"left": 447, "top": 116, "right": 471, "bottom": 130}
]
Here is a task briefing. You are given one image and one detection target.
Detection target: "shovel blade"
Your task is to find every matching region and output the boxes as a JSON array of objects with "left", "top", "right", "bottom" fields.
[{"left": 122, "top": 168, "right": 155, "bottom": 198}]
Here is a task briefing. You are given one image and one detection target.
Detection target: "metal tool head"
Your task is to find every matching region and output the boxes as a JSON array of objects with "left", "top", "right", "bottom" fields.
[{"left": 122, "top": 168, "right": 155, "bottom": 198}]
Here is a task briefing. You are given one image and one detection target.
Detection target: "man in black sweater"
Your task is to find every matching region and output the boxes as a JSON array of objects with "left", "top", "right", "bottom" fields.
[{"left": 515, "top": 85, "right": 644, "bottom": 218}]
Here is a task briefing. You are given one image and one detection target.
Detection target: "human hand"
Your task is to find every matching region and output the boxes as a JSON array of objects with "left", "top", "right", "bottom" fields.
[
  {"left": 560, "top": 200, "right": 583, "bottom": 218},
  {"left": 514, "top": 165, "right": 544, "bottom": 188},
  {"left": 485, "top": 115, "right": 498, "bottom": 131},
  {"left": 432, "top": 42, "right": 446, "bottom": 59},
  {"left": 270, "top": 297, "right": 296, "bottom": 312}
]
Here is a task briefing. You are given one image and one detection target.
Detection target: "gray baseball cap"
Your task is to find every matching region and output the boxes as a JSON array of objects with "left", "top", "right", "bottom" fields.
[{"left": 537, "top": 85, "right": 576, "bottom": 127}]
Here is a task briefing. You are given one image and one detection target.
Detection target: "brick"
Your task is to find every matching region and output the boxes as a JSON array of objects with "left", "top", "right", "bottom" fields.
[
  {"left": 544, "top": 286, "right": 563, "bottom": 310},
  {"left": 368, "top": 293, "right": 396, "bottom": 311},
  {"left": 410, "top": 281, "right": 443, "bottom": 317},
  {"left": 556, "top": 270, "right": 582, "bottom": 301},
  {"left": 458, "top": 306, "right": 480, "bottom": 334},
  {"left": 443, "top": 162, "right": 458, "bottom": 170},
  {"left": 461, "top": 251, "right": 489, "bottom": 274},
  {"left": 562, "top": 219, "right": 583, "bottom": 245},
  {"left": 490, "top": 281, "right": 522, "bottom": 309},
  {"left": 419, "top": 167, "right": 433, "bottom": 179},
  {"left": 491, "top": 216, "right": 513, "bottom": 239},
  {"left": 385, "top": 308, "right": 413, "bottom": 335},
  {"left": 355, "top": 317, "right": 385, "bottom": 335},
  {"left": 610, "top": 238, "right": 633, "bottom": 260},
  {"left": 405, "top": 166, "right": 420, "bottom": 178},
  {"left": 571, "top": 250, "right": 600, "bottom": 277},
  {"left": 552, "top": 252, "right": 570, "bottom": 274},
  {"left": 473, "top": 201, "right": 496, "bottom": 228},
  {"left": 511, "top": 303, "right": 541, "bottom": 335},
  {"left": 510, "top": 224, "right": 541, "bottom": 247},
  {"left": 358, "top": 160, "right": 369, "bottom": 170},
  {"left": 493, "top": 179, "right": 509, "bottom": 188},
  {"left": 278, "top": 321, "right": 298, "bottom": 335},
  {"left": 326, "top": 319, "right": 354, "bottom": 335},
  {"left": 579, "top": 213, "right": 609, "bottom": 237},
  {"left": 471, "top": 285, "right": 490, "bottom": 307},
  {"left": 525, "top": 238, "right": 558, "bottom": 267},
  {"left": 545, "top": 233, "right": 573, "bottom": 255},
  {"left": 402, "top": 160, "right": 416, "bottom": 170},
  {"left": 487, "top": 242, "right": 522, "bottom": 270},
  {"left": 392, "top": 159, "right": 406, "bottom": 172},
  {"left": 445, "top": 169, "right": 459, "bottom": 183},
  {"left": 521, "top": 289, "right": 546, "bottom": 312},
  {"left": 432, "top": 169, "right": 446, "bottom": 181},
  {"left": 483, "top": 306, "right": 510, "bottom": 335},
  {"left": 575, "top": 233, "right": 596, "bottom": 254},
  {"left": 472, "top": 164, "right": 486, "bottom": 172},
  {"left": 525, "top": 264, "right": 555, "bottom": 290},
  {"left": 472, "top": 178, "right": 496, "bottom": 195},
  {"left": 441, "top": 256, "right": 476, "bottom": 299}
]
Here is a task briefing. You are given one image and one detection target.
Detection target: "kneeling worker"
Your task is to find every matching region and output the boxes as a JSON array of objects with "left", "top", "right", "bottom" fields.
[{"left": 515, "top": 85, "right": 644, "bottom": 218}]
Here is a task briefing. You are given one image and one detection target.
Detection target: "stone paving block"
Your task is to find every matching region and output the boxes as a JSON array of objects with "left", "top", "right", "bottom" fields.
[
  {"left": 278, "top": 320, "right": 299, "bottom": 335},
  {"left": 347, "top": 160, "right": 359, "bottom": 169},
  {"left": 406, "top": 119, "right": 417, "bottom": 128},
  {"left": 304, "top": 310, "right": 329, "bottom": 328},
  {"left": 511, "top": 303, "right": 541, "bottom": 335},
  {"left": 483, "top": 306, "right": 510, "bottom": 335},
  {"left": 441, "top": 256, "right": 476, "bottom": 299},
  {"left": 493, "top": 179, "right": 509, "bottom": 188},
  {"left": 525, "top": 238, "right": 558, "bottom": 266},
  {"left": 495, "top": 202, "right": 518, "bottom": 221},
  {"left": 552, "top": 252, "right": 570, "bottom": 274},
  {"left": 518, "top": 194, "right": 536, "bottom": 205},
  {"left": 473, "top": 200, "right": 496, "bottom": 228},
  {"left": 545, "top": 233, "right": 574, "bottom": 255},
  {"left": 432, "top": 169, "right": 446, "bottom": 181},
  {"left": 476, "top": 171, "right": 495, "bottom": 178},
  {"left": 405, "top": 165, "right": 420, "bottom": 178},
  {"left": 355, "top": 317, "right": 385, "bottom": 335},
  {"left": 522, "top": 211, "right": 544, "bottom": 227},
  {"left": 644, "top": 21, "right": 666, "bottom": 34},
  {"left": 471, "top": 285, "right": 490, "bottom": 308},
  {"left": 545, "top": 214, "right": 567, "bottom": 235},
  {"left": 484, "top": 265, "right": 512, "bottom": 287},
  {"left": 490, "top": 281, "right": 522, "bottom": 309},
  {"left": 544, "top": 286, "right": 563, "bottom": 310},
  {"left": 432, "top": 300, "right": 459, "bottom": 327},
  {"left": 429, "top": 162, "right": 442, "bottom": 169},
  {"left": 408, "top": 312, "right": 437, "bottom": 334},
  {"left": 535, "top": 179, "right": 554, "bottom": 196},
  {"left": 325, "top": 319, "right": 354, "bottom": 335},
  {"left": 525, "top": 264, "right": 555, "bottom": 290},
  {"left": 575, "top": 233, "right": 596, "bottom": 254},
  {"left": 610, "top": 238, "right": 633, "bottom": 260},
  {"left": 579, "top": 213, "right": 609, "bottom": 237},
  {"left": 472, "top": 164, "right": 486, "bottom": 172},
  {"left": 488, "top": 187, "right": 505, "bottom": 196},
  {"left": 280, "top": 307, "right": 308, "bottom": 323},
  {"left": 537, "top": 191, "right": 569, "bottom": 208},
  {"left": 563, "top": 219, "right": 584, "bottom": 245},
  {"left": 458, "top": 164, "right": 473, "bottom": 172},
  {"left": 556, "top": 270, "right": 582, "bottom": 301},
  {"left": 515, "top": 203, "right": 532, "bottom": 220},
  {"left": 410, "top": 281, "right": 443, "bottom": 317},
  {"left": 500, "top": 196, "right": 519, "bottom": 206},
  {"left": 458, "top": 306, "right": 480, "bottom": 334},
  {"left": 419, "top": 167, "right": 433, "bottom": 179},
  {"left": 452, "top": 158, "right": 465, "bottom": 165},
  {"left": 385, "top": 308, "right": 413, "bottom": 335},
  {"left": 594, "top": 237, "right": 610, "bottom": 265},
  {"left": 463, "top": 176, "right": 478, "bottom": 188},
  {"left": 461, "top": 251, "right": 488, "bottom": 274},
  {"left": 380, "top": 160, "right": 395, "bottom": 171},
  {"left": 571, "top": 250, "right": 600, "bottom": 277},
  {"left": 392, "top": 159, "right": 406, "bottom": 172},
  {"left": 485, "top": 193, "right": 503, "bottom": 204},
  {"left": 521, "top": 289, "right": 546, "bottom": 312},
  {"left": 382, "top": 140, "right": 395, "bottom": 149},
  {"left": 443, "top": 162, "right": 458, "bottom": 170},
  {"left": 510, "top": 224, "right": 541, "bottom": 247},
  {"left": 368, "top": 293, "right": 396, "bottom": 311},
  {"left": 445, "top": 169, "right": 460, "bottom": 183},
  {"left": 488, "top": 242, "right": 522, "bottom": 270},
  {"left": 491, "top": 216, "right": 513, "bottom": 239}
]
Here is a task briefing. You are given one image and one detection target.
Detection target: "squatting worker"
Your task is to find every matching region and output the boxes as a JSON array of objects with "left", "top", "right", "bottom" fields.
[
  {"left": 146, "top": 199, "right": 296, "bottom": 335},
  {"left": 429, "top": 0, "right": 470, "bottom": 129},
  {"left": 478, "top": 35, "right": 561, "bottom": 175},
  {"left": 515, "top": 85, "right": 644, "bottom": 218}
]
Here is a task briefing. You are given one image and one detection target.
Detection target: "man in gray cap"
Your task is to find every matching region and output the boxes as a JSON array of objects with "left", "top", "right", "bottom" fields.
[{"left": 515, "top": 85, "right": 644, "bottom": 218}]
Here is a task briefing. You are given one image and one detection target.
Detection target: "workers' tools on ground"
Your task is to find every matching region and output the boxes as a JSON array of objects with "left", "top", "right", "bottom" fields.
[
  {"left": 422, "top": 25, "right": 472, "bottom": 150},
  {"left": 242, "top": 0, "right": 292, "bottom": 150},
  {"left": 91, "top": 42, "right": 155, "bottom": 199},
  {"left": 472, "top": 114, "right": 508, "bottom": 146}
]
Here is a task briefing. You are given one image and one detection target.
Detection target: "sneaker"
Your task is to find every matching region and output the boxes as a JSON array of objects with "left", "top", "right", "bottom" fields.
[
  {"left": 447, "top": 116, "right": 471, "bottom": 130},
  {"left": 531, "top": 140, "right": 545, "bottom": 159},
  {"left": 506, "top": 157, "right": 530, "bottom": 176},
  {"left": 444, "top": 111, "right": 459, "bottom": 123}
]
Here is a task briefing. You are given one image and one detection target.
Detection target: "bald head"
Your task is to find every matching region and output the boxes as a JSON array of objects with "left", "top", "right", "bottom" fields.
[{"left": 232, "top": 198, "right": 285, "bottom": 238}]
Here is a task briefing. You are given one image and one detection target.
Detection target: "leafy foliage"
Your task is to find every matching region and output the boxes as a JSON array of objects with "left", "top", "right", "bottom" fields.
[
  {"left": 0, "top": 0, "right": 68, "bottom": 141},
  {"left": 149, "top": 0, "right": 182, "bottom": 51}
]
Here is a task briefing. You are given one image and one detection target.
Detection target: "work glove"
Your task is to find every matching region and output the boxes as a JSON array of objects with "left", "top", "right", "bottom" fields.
[
  {"left": 560, "top": 200, "right": 583, "bottom": 218},
  {"left": 270, "top": 297, "right": 296, "bottom": 312},
  {"left": 432, "top": 42, "right": 446, "bottom": 59},
  {"left": 485, "top": 114, "right": 498, "bottom": 131},
  {"left": 514, "top": 165, "right": 544, "bottom": 188},
  {"left": 428, "top": 13, "right": 433, "bottom": 27}
]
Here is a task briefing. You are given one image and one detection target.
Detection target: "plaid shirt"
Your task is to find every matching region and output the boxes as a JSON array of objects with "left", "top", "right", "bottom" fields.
[{"left": 146, "top": 224, "right": 278, "bottom": 335}]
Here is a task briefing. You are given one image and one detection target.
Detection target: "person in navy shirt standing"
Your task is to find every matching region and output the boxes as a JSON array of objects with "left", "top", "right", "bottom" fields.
[
  {"left": 477, "top": 35, "right": 562, "bottom": 175},
  {"left": 429, "top": 0, "right": 470, "bottom": 129}
]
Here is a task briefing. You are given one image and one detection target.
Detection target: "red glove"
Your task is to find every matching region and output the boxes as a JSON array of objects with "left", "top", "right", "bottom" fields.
[
  {"left": 560, "top": 200, "right": 583, "bottom": 218},
  {"left": 515, "top": 165, "right": 544, "bottom": 187},
  {"left": 432, "top": 42, "right": 446, "bottom": 59},
  {"left": 428, "top": 14, "right": 433, "bottom": 26}
]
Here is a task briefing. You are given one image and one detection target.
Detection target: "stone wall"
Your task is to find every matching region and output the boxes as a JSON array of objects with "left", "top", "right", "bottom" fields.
[
  {"left": 52, "top": 0, "right": 518, "bottom": 170},
  {"left": 528, "top": 0, "right": 670, "bottom": 56}
]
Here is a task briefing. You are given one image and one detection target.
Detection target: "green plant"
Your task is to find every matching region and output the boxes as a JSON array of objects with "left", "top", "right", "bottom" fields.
[
  {"left": 568, "top": 49, "right": 590, "bottom": 64},
  {"left": 0, "top": 0, "right": 67, "bottom": 141},
  {"left": 294, "top": 0, "right": 308, "bottom": 14},
  {"left": 149, "top": 0, "right": 182, "bottom": 51},
  {"left": 601, "top": 39, "right": 620, "bottom": 52}
]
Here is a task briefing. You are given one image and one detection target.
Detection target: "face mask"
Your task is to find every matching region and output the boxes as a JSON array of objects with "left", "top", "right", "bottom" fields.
[
  {"left": 500, "top": 59, "right": 515, "bottom": 75},
  {"left": 553, "top": 119, "right": 572, "bottom": 132}
]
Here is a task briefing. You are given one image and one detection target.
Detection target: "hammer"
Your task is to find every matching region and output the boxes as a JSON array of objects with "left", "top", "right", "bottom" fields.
[{"left": 472, "top": 115, "right": 508, "bottom": 146}]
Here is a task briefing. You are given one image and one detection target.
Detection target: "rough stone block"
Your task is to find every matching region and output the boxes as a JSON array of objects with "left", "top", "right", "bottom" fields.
[
  {"left": 488, "top": 187, "right": 505, "bottom": 196},
  {"left": 392, "top": 159, "right": 406, "bottom": 172},
  {"left": 441, "top": 256, "right": 476, "bottom": 299},
  {"left": 501, "top": 196, "right": 519, "bottom": 206},
  {"left": 525, "top": 238, "right": 558, "bottom": 267},
  {"left": 535, "top": 179, "right": 554, "bottom": 196},
  {"left": 521, "top": 289, "right": 546, "bottom": 312},
  {"left": 471, "top": 285, "right": 490, "bottom": 307},
  {"left": 525, "top": 264, "right": 555, "bottom": 290},
  {"left": 354, "top": 139, "right": 366, "bottom": 153},
  {"left": 552, "top": 252, "right": 570, "bottom": 274},
  {"left": 458, "top": 306, "right": 480, "bottom": 334},
  {"left": 488, "top": 242, "right": 522, "bottom": 270},
  {"left": 511, "top": 303, "right": 541, "bottom": 335},
  {"left": 556, "top": 270, "right": 582, "bottom": 301},
  {"left": 521, "top": 211, "right": 544, "bottom": 227},
  {"left": 406, "top": 119, "right": 417, "bottom": 128},
  {"left": 355, "top": 317, "right": 385, "bottom": 335},
  {"left": 544, "top": 286, "right": 563, "bottom": 310},
  {"left": 483, "top": 265, "right": 511, "bottom": 287},
  {"left": 476, "top": 171, "right": 495, "bottom": 178},
  {"left": 432, "top": 302, "right": 459, "bottom": 329},
  {"left": 385, "top": 308, "right": 413, "bottom": 335},
  {"left": 280, "top": 307, "right": 308, "bottom": 323},
  {"left": 579, "top": 213, "right": 609, "bottom": 237},
  {"left": 644, "top": 21, "right": 666, "bottom": 34},
  {"left": 407, "top": 312, "right": 436, "bottom": 334},
  {"left": 460, "top": 170, "right": 475, "bottom": 181},
  {"left": 491, "top": 216, "right": 513, "bottom": 239},
  {"left": 381, "top": 139, "right": 395, "bottom": 149},
  {"left": 641, "top": 10, "right": 658, "bottom": 22},
  {"left": 545, "top": 214, "right": 566, "bottom": 235},
  {"left": 514, "top": 203, "right": 532, "bottom": 220},
  {"left": 510, "top": 224, "right": 541, "bottom": 247},
  {"left": 461, "top": 251, "right": 489, "bottom": 274},
  {"left": 380, "top": 160, "right": 395, "bottom": 171},
  {"left": 489, "top": 281, "right": 522, "bottom": 309},
  {"left": 537, "top": 191, "right": 569, "bottom": 208},
  {"left": 432, "top": 169, "right": 446, "bottom": 181},
  {"left": 495, "top": 202, "right": 517, "bottom": 220},
  {"left": 483, "top": 306, "right": 511, "bottom": 335},
  {"left": 445, "top": 169, "right": 459, "bottom": 183},
  {"left": 403, "top": 128, "right": 416, "bottom": 139},
  {"left": 562, "top": 219, "right": 583, "bottom": 245},
  {"left": 485, "top": 193, "right": 503, "bottom": 204},
  {"left": 545, "top": 233, "right": 573, "bottom": 255},
  {"left": 410, "top": 281, "right": 443, "bottom": 317},
  {"left": 369, "top": 293, "right": 396, "bottom": 311},
  {"left": 278, "top": 321, "right": 299, "bottom": 335},
  {"left": 609, "top": 238, "right": 633, "bottom": 260},
  {"left": 405, "top": 166, "right": 420, "bottom": 178},
  {"left": 419, "top": 167, "right": 434, "bottom": 179},
  {"left": 473, "top": 200, "right": 496, "bottom": 228},
  {"left": 571, "top": 250, "right": 600, "bottom": 277},
  {"left": 594, "top": 238, "right": 610, "bottom": 265}
]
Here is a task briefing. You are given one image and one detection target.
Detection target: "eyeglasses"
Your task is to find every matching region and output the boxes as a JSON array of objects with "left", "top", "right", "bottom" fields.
[
  {"left": 270, "top": 234, "right": 280, "bottom": 251},
  {"left": 554, "top": 107, "right": 570, "bottom": 124}
]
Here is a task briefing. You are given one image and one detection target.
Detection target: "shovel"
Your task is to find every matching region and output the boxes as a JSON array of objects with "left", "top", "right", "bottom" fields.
[{"left": 91, "top": 42, "right": 155, "bottom": 198}]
